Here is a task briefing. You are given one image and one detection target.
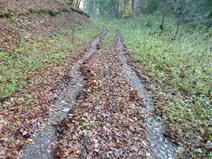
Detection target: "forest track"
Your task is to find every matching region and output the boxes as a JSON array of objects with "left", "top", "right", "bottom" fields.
[
  {"left": 52, "top": 32, "right": 151, "bottom": 158},
  {"left": 116, "top": 31, "right": 177, "bottom": 159},
  {"left": 21, "top": 28, "right": 108, "bottom": 159},
  {"left": 21, "top": 29, "right": 177, "bottom": 159}
]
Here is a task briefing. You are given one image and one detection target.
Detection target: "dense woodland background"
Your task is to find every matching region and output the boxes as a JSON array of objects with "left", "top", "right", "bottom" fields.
[{"left": 78, "top": 0, "right": 212, "bottom": 24}]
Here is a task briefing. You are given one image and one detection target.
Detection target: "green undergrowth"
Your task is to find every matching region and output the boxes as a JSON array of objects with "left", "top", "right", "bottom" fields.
[
  {"left": 100, "top": 31, "right": 115, "bottom": 53},
  {"left": 0, "top": 24, "right": 101, "bottom": 102},
  {"left": 102, "top": 31, "right": 115, "bottom": 43},
  {"left": 97, "top": 15, "right": 211, "bottom": 158}
]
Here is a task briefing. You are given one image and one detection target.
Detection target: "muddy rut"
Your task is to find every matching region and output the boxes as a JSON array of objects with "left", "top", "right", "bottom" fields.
[
  {"left": 116, "top": 31, "right": 177, "bottom": 159},
  {"left": 21, "top": 28, "right": 108, "bottom": 159},
  {"left": 21, "top": 29, "right": 177, "bottom": 159}
]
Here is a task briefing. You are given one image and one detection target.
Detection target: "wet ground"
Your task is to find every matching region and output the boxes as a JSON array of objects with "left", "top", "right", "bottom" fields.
[
  {"left": 21, "top": 29, "right": 177, "bottom": 159},
  {"left": 22, "top": 28, "right": 108, "bottom": 159},
  {"left": 116, "top": 31, "right": 177, "bottom": 159}
]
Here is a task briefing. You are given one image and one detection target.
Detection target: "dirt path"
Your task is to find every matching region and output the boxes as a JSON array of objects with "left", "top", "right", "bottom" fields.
[
  {"left": 20, "top": 29, "right": 178, "bottom": 159},
  {"left": 52, "top": 32, "right": 151, "bottom": 158},
  {"left": 51, "top": 31, "right": 177, "bottom": 158},
  {"left": 21, "top": 28, "right": 108, "bottom": 159}
]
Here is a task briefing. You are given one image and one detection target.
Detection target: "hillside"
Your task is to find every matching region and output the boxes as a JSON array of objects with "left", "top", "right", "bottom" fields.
[
  {"left": 0, "top": 1, "right": 102, "bottom": 157},
  {"left": 0, "top": 0, "right": 88, "bottom": 50}
]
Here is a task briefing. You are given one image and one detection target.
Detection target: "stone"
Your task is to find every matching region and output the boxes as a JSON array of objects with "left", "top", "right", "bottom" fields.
[
  {"left": 62, "top": 107, "right": 70, "bottom": 112},
  {"left": 206, "top": 140, "right": 212, "bottom": 150}
]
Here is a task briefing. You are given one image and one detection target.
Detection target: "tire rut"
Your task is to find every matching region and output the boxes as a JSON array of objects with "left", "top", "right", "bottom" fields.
[
  {"left": 21, "top": 28, "right": 108, "bottom": 159},
  {"left": 116, "top": 31, "right": 177, "bottom": 159},
  {"left": 53, "top": 33, "right": 150, "bottom": 158},
  {"left": 22, "top": 29, "right": 177, "bottom": 159}
]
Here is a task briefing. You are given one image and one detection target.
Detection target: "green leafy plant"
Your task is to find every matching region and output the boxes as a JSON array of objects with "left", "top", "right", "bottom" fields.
[{"left": 98, "top": 15, "right": 211, "bottom": 157}]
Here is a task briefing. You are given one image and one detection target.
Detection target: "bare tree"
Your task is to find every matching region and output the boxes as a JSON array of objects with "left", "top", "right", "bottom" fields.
[{"left": 173, "top": 0, "right": 186, "bottom": 39}]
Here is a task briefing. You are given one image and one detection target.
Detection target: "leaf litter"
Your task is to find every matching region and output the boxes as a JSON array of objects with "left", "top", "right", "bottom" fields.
[
  {"left": 0, "top": 30, "right": 105, "bottom": 158},
  {"left": 53, "top": 33, "right": 152, "bottom": 158},
  {"left": 1, "top": 29, "right": 179, "bottom": 159}
]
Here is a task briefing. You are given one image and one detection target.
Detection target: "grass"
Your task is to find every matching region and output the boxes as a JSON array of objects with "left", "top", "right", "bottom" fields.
[
  {"left": 0, "top": 23, "right": 101, "bottom": 102},
  {"left": 96, "top": 15, "right": 211, "bottom": 158}
]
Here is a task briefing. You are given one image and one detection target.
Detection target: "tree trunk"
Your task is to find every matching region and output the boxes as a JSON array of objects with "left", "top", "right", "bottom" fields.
[
  {"left": 132, "top": 0, "right": 135, "bottom": 16},
  {"left": 160, "top": 0, "right": 166, "bottom": 32},
  {"left": 173, "top": 1, "right": 185, "bottom": 39}
]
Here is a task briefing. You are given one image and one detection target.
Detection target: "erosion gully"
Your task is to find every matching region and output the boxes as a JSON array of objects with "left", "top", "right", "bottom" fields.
[
  {"left": 116, "top": 31, "right": 177, "bottom": 159},
  {"left": 21, "top": 28, "right": 108, "bottom": 159}
]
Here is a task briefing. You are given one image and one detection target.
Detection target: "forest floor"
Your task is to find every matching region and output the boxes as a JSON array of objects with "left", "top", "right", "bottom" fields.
[
  {"left": 1, "top": 27, "right": 179, "bottom": 158},
  {"left": 0, "top": 15, "right": 211, "bottom": 159}
]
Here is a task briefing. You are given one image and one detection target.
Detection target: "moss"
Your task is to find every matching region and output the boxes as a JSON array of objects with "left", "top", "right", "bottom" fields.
[{"left": 0, "top": 12, "right": 14, "bottom": 18}]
